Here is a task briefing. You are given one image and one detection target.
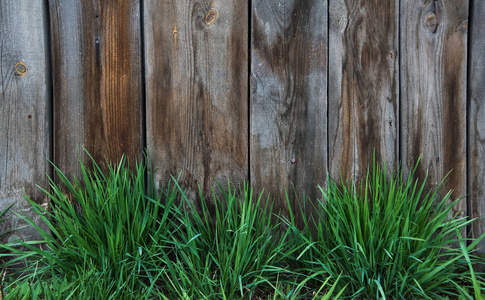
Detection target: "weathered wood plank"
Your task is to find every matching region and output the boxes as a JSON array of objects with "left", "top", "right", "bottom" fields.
[
  {"left": 0, "top": 1, "right": 51, "bottom": 241},
  {"left": 49, "top": 0, "right": 143, "bottom": 177},
  {"left": 144, "top": 0, "right": 248, "bottom": 201},
  {"left": 250, "top": 0, "right": 328, "bottom": 213},
  {"left": 401, "top": 0, "right": 468, "bottom": 219},
  {"left": 469, "top": 0, "right": 485, "bottom": 253},
  {"left": 328, "top": 0, "right": 399, "bottom": 181}
]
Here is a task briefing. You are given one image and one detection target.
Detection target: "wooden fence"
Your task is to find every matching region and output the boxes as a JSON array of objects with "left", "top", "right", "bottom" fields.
[{"left": 1, "top": 0, "right": 484, "bottom": 254}]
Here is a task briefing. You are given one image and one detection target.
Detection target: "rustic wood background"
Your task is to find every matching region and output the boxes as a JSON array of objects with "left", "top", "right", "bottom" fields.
[{"left": 0, "top": 0, "right": 483, "bottom": 252}]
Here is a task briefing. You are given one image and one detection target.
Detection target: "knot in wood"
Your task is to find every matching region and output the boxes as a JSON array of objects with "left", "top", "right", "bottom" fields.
[
  {"left": 15, "top": 61, "right": 27, "bottom": 77},
  {"left": 425, "top": 13, "right": 438, "bottom": 31},
  {"left": 205, "top": 8, "right": 218, "bottom": 25}
]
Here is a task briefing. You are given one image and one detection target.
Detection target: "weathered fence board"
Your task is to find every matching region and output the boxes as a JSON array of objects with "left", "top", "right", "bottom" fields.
[
  {"left": 469, "top": 0, "right": 485, "bottom": 253},
  {"left": 250, "top": 0, "right": 328, "bottom": 212},
  {"left": 49, "top": 0, "right": 143, "bottom": 177},
  {"left": 144, "top": 0, "right": 248, "bottom": 200},
  {"left": 400, "top": 0, "right": 468, "bottom": 219},
  {"left": 0, "top": 1, "right": 51, "bottom": 241},
  {"left": 328, "top": 0, "right": 399, "bottom": 180}
]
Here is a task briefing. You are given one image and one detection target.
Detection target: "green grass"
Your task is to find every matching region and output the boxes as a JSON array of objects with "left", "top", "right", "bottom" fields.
[
  {"left": 286, "top": 159, "right": 485, "bottom": 299},
  {"left": 0, "top": 153, "right": 483, "bottom": 299},
  {"left": 158, "top": 180, "right": 290, "bottom": 298},
  {"left": 1, "top": 153, "right": 184, "bottom": 298}
]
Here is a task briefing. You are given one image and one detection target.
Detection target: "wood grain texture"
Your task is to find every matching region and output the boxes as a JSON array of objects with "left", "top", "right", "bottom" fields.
[
  {"left": 469, "top": 0, "right": 485, "bottom": 253},
  {"left": 251, "top": 0, "right": 328, "bottom": 213},
  {"left": 49, "top": 0, "right": 143, "bottom": 177},
  {"left": 144, "top": 0, "right": 248, "bottom": 201},
  {"left": 401, "top": 0, "right": 468, "bottom": 219},
  {"left": 328, "top": 0, "right": 399, "bottom": 181},
  {"left": 0, "top": 1, "right": 51, "bottom": 241}
]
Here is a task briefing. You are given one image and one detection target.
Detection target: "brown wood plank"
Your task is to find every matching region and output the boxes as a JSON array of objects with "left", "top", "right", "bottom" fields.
[
  {"left": 0, "top": 1, "right": 51, "bottom": 241},
  {"left": 328, "top": 0, "right": 399, "bottom": 181},
  {"left": 250, "top": 0, "right": 328, "bottom": 213},
  {"left": 401, "top": 1, "right": 468, "bottom": 219},
  {"left": 144, "top": 0, "right": 248, "bottom": 201},
  {"left": 49, "top": 0, "right": 143, "bottom": 177},
  {"left": 469, "top": 0, "right": 485, "bottom": 253}
]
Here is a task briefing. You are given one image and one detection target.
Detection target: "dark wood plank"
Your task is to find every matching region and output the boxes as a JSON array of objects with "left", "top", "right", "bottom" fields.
[
  {"left": 401, "top": 0, "right": 468, "bottom": 219},
  {"left": 144, "top": 0, "right": 248, "bottom": 201},
  {"left": 0, "top": 1, "right": 51, "bottom": 241},
  {"left": 250, "top": 0, "right": 328, "bottom": 214},
  {"left": 49, "top": 0, "right": 143, "bottom": 178},
  {"left": 469, "top": 0, "right": 485, "bottom": 253},
  {"left": 328, "top": 0, "right": 399, "bottom": 181}
]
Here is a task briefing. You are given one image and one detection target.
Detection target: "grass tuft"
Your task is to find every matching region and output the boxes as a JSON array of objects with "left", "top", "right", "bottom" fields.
[
  {"left": 286, "top": 159, "right": 485, "bottom": 299},
  {"left": 0, "top": 153, "right": 483, "bottom": 299},
  {"left": 159, "top": 180, "right": 291, "bottom": 298},
  {"left": 0, "top": 152, "right": 184, "bottom": 298}
]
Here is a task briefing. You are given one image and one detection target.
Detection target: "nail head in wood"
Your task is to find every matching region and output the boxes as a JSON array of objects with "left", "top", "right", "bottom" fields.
[{"left": 205, "top": 8, "right": 218, "bottom": 25}]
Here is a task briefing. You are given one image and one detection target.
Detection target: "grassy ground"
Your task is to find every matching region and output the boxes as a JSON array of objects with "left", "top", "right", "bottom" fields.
[{"left": 1, "top": 153, "right": 484, "bottom": 299}]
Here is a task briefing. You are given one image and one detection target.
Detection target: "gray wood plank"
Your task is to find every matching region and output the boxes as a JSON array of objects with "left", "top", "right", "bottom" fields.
[
  {"left": 144, "top": 0, "right": 248, "bottom": 201},
  {"left": 328, "top": 0, "right": 399, "bottom": 181},
  {"left": 0, "top": 1, "right": 51, "bottom": 241},
  {"left": 401, "top": 0, "right": 468, "bottom": 219},
  {"left": 469, "top": 0, "right": 485, "bottom": 253},
  {"left": 250, "top": 0, "right": 328, "bottom": 215},
  {"left": 49, "top": 0, "right": 143, "bottom": 178}
]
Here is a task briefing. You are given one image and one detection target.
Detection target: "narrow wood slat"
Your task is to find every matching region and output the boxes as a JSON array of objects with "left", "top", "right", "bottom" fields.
[
  {"left": 250, "top": 0, "right": 328, "bottom": 214},
  {"left": 401, "top": 0, "right": 468, "bottom": 219},
  {"left": 0, "top": 1, "right": 51, "bottom": 241},
  {"left": 144, "top": 0, "right": 248, "bottom": 201},
  {"left": 49, "top": 0, "right": 143, "bottom": 177},
  {"left": 328, "top": 0, "right": 399, "bottom": 181},
  {"left": 469, "top": 0, "right": 485, "bottom": 253}
]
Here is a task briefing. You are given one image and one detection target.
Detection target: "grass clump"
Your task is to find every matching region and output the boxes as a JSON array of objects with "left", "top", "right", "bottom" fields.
[
  {"left": 160, "top": 181, "right": 291, "bottom": 299},
  {"left": 1, "top": 153, "right": 184, "bottom": 298},
  {"left": 288, "top": 160, "right": 485, "bottom": 299},
  {"left": 0, "top": 153, "right": 483, "bottom": 299}
]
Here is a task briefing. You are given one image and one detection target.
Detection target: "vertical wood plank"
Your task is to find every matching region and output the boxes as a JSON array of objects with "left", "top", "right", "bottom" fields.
[
  {"left": 250, "top": 0, "right": 328, "bottom": 213},
  {"left": 328, "top": 0, "right": 399, "bottom": 181},
  {"left": 144, "top": 0, "right": 248, "bottom": 201},
  {"left": 401, "top": 0, "right": 468, "bottom": 219},
  {"left": 469, "top": 0, "right": 485, "bottom": 253},
  {"left": 0, "top": 1, "right": 51, "bottom": 241},
  {"left": 49, "top": 0, "right": 143, "bottom": 177}
]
